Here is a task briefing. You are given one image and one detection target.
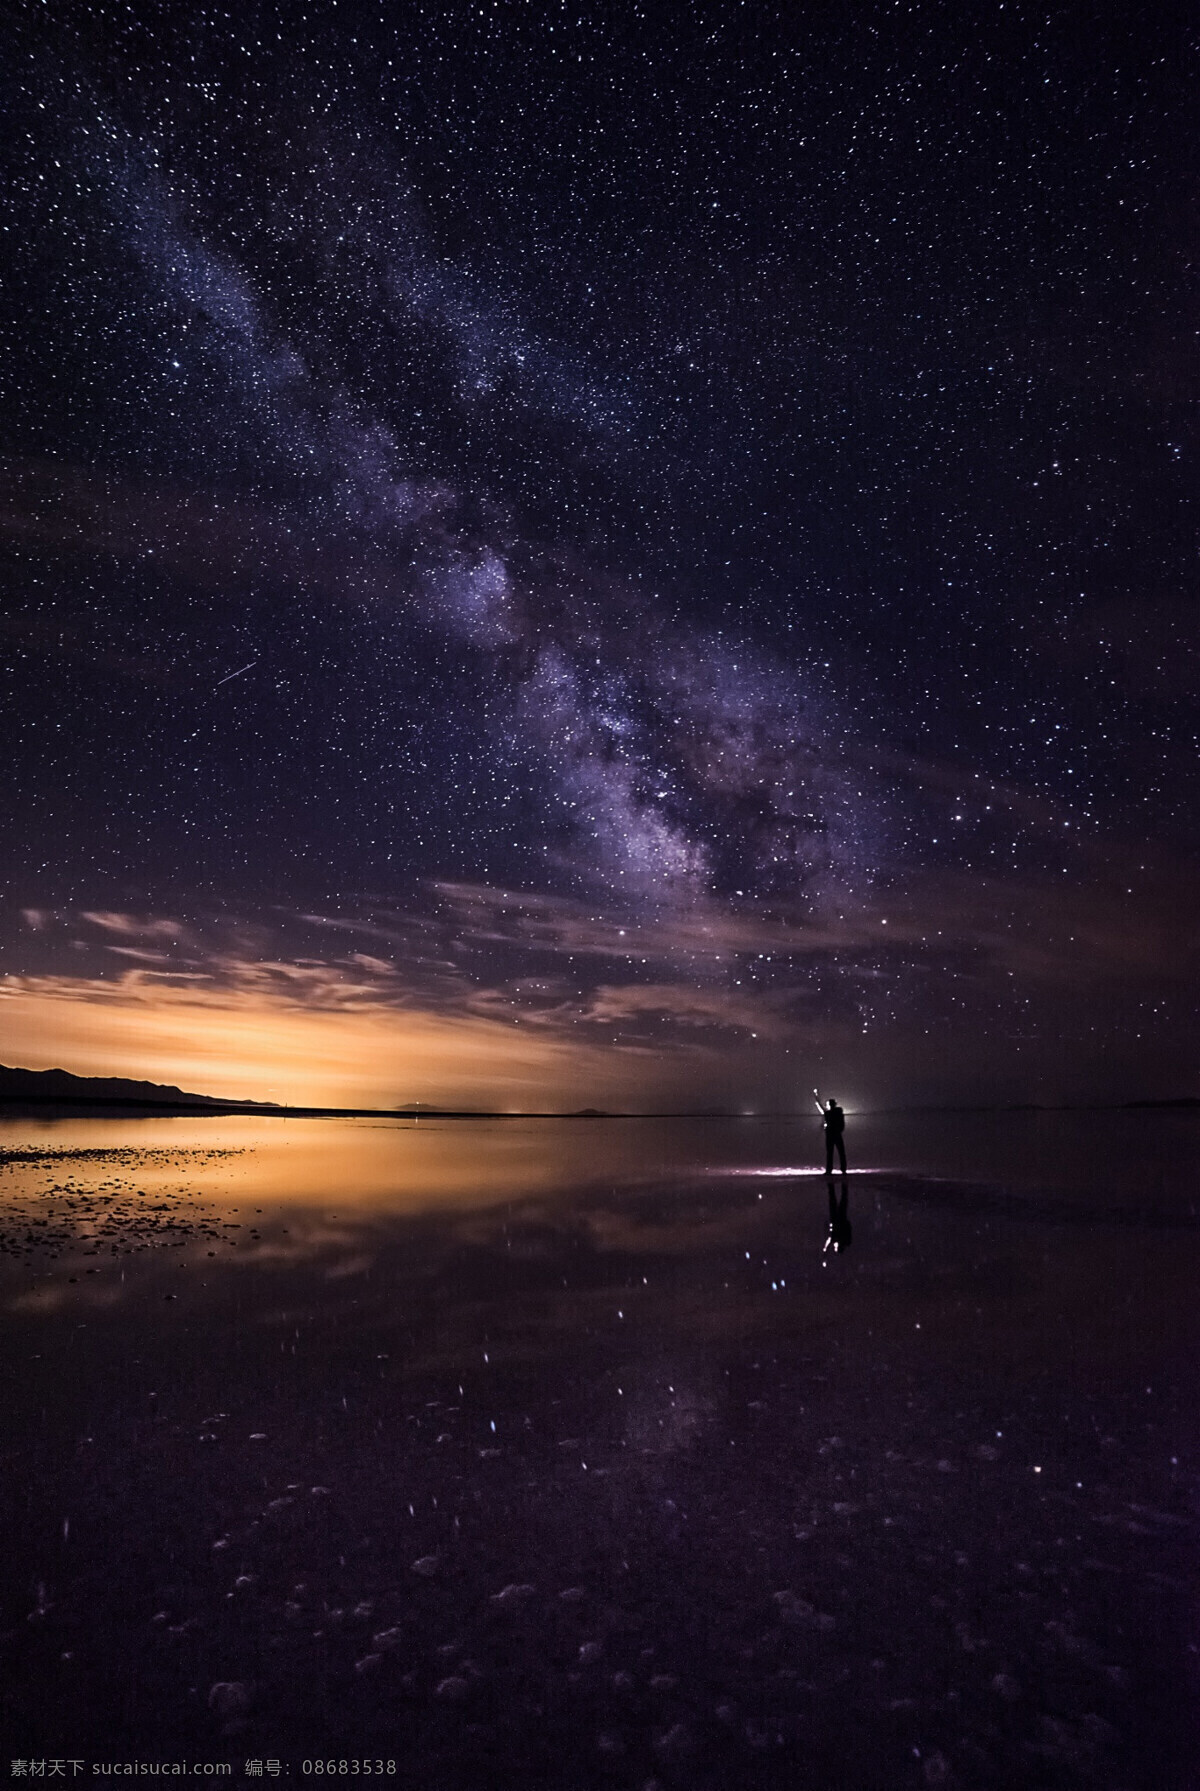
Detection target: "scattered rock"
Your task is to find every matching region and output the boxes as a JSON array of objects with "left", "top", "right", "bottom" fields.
[
  {"left": 412, "top": 1556, "right": 440, "bottom": 1577},
  {"left": 207, "top": 1681, "right": 251, "bottom": 1719},
  {"left": 578, "top": 1641, "right": 604, "bottom": 1665},
  {"left": 653, "top": 1723, "right": 695, "bottom": 1763},
  {"left": 772, "top": 1589, "right": 834, "bottom": 1631},
  {"left": 434, "top": 1675, "right": 470, "bottom": 1701},
  {"left": 490, "top": 1583, "right": 536, "bottom": 1607}
]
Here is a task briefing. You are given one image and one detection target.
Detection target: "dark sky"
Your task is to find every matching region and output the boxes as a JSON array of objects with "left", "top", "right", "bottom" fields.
[{"left": 1, "top": 0, "right": 1196, "bottom": 1108}]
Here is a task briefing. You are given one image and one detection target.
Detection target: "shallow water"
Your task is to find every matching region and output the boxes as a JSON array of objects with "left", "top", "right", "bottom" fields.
[{"left": 0, "top": 1111, "right": 1196, "bottom": 1786}]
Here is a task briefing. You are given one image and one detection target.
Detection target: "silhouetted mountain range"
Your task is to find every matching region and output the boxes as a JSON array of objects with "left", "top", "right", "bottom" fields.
[
  {"left": 0, "top": 1065, "right": 279, "bottom": 1109},
  {"left": 2, "top": 1065, "right": 1196, "bottom": 1116}
]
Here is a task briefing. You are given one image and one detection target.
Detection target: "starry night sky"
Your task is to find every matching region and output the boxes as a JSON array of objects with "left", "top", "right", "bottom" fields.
[{"left": 1, "top": 0, "right": 1196, "bottom": 1109}]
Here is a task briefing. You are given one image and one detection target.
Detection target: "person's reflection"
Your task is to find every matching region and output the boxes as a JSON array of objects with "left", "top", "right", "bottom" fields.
[{"left": 823, "top": 1177, "right": 852, "bottom": 1258}]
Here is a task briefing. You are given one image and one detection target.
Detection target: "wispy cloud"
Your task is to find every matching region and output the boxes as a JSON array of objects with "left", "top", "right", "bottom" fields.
[{"left": 81, "top": 911, "right": 194, "bottom": 942}]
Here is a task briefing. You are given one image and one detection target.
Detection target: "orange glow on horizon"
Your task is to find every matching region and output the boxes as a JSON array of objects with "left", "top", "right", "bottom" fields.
[{"left": 0, "top": 974, "right": 659, "bottom": 1111}]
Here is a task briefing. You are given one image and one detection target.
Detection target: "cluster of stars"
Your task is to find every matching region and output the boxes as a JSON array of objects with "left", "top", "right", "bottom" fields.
[{"left": 0, "top": 0, "right": 1192, "bottom": 1102}]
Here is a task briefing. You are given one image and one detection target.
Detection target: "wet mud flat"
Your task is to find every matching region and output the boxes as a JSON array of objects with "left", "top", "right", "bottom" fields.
[
  {"left": 0, "top": 1145, "right": 251, "bottom": 1271},
  {"left": 0, "top": 1144, "right": 1197, "bottom": 1789}
]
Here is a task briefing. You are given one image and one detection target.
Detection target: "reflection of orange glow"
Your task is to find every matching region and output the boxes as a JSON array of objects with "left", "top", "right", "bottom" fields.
[
  {"left": 0, "top": 1115, "right": 618, "bottom": 1208},
  {"left": 0, "top": 1114, "right": 763, "bottom": 1211},
  {"left": 0, "top": 976, "right": 661, "bottom": 1110}
]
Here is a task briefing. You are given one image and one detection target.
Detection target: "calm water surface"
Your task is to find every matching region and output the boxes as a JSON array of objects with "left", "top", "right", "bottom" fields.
[
  {"left": 1, "top": 1103, "right": 1195, "bottom": 1205},
  {"left": 0, "top": 1111, "right": 1196, "bottom": 1786}
]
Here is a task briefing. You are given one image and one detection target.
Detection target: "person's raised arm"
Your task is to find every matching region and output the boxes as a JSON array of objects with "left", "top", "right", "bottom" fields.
[{"left": 813, "top": 1087, "right": 825, "bottom": 1115}]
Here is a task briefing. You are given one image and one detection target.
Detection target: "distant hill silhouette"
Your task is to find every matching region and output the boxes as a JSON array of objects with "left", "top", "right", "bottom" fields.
[
  {"left": 6, "top": 1067, "right": 1191, "bottom": 1118},
  {"left": 0, "top": 1065, "right": 279, "bottom": 1109}
]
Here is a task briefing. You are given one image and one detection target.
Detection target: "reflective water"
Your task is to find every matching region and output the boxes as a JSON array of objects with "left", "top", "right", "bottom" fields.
[
  {"left": 0, "top": 1110, "right": 1196, "bottom": 1785},
  {"left": 2, "top": 1102, "right": 1194, "bottom": 1206}
]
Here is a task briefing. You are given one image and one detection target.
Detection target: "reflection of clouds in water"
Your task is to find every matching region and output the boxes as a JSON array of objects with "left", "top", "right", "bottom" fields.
[
  {"left": 1, "top": 1120, "right": 699, "bottom": 1230},
  {"left": 322, "top": 1252, "right": 377, "bottom": 1280}
]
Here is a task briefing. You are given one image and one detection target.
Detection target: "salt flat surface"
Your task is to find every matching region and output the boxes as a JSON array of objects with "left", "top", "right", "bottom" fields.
[{"left": 0, "top": 1112, "right": 1196, "bottom": 1787}]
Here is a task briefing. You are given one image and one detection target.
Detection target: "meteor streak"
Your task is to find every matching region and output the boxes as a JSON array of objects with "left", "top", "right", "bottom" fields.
[{"left": 214, "top": 660, "right": 259, "bottom": 686}]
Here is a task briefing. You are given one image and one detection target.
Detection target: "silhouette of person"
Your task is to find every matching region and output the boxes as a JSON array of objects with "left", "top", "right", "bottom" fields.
[
  {"left": 823, "top": 1178, "right": 852, "bottom": 1255},
  {"left": 813, "top": 1089, "right": 847, "bottom": 1175}
]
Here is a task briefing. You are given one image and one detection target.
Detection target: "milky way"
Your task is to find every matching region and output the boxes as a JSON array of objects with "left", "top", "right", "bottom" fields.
[{"left": 1, "top": 0, "right": 1195, "bottom": 1105}]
